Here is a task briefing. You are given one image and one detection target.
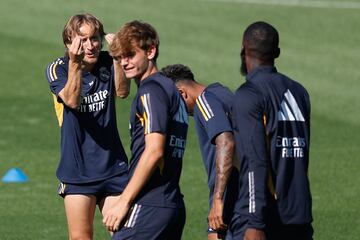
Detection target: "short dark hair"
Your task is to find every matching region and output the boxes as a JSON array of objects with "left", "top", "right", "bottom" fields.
[
  {"left": 243, "top": 21, "right": 280, "bottom": 61},
  {"left": 160, "top": 64, "right": 195, "bottom": 83}
]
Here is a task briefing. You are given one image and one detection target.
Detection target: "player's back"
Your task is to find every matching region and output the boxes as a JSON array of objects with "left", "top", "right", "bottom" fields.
[
  {"left": 205, "top": 82, "right": 234, "bottom": 114},
  {"left": 247, "top": 65, "right": 312, "bottom": 224},
  {"left": 193, "top": 83, "right": 234, "bottom": 188}
]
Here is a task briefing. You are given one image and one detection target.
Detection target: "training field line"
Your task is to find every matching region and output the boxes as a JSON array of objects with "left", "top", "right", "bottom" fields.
[{"left": 201, "top": 0, "right": 360, "bottom": 9}]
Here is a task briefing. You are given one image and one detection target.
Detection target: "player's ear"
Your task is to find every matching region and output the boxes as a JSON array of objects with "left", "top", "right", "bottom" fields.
[
  {"left": 65, "top": 35, "right": 74, "bottom": 50},
  {"left": 65, "top": 39, "right": 71, "bottom": 49},
  {"left": 147, "top": 45, "right": 157, "bottom": 60},
  {"left": 177, "top": 87, "right": 188, "bottom": 100},
  {"left": 274, "top": 47, "right": 280, "bottom": 59}
]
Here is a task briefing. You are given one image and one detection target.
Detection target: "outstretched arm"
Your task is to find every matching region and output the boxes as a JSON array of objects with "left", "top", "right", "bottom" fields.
[
  {"left": 208, "top": 131, "right": 235, "bottom": 231},
  {"left": 102, "top": 132, "right": 165, "bottom": 232}
]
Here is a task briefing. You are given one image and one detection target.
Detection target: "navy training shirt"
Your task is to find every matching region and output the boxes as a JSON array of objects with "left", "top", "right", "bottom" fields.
[
  {"left": 232, "top": 66, "right": 312, "bottom": 228},
  {"left": 193, "top": 83, "right": 234, "bottom": 201},
  {"left": 45, "top": 52, "right": 128, "bottom": 184},
  {"left": 193, "top": 83, "right": 239, "bottom": 224},
  {"left": 129, "top": 72, "right": 188, "bottom": 208}
]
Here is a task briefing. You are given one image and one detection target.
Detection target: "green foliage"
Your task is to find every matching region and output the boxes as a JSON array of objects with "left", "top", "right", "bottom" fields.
[{"left": 0, "top": 0, "right": 359, "bottom": 239}]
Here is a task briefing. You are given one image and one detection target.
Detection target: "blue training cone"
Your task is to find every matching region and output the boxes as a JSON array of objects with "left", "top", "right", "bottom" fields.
[{"left": 2, "top": 168, "right": 29, "bottom": 183}]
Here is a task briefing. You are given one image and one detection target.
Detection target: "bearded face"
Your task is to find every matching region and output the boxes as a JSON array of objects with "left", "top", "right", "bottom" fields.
[{"left": 240, "top": 47, "right": 247, "bottom": 76}]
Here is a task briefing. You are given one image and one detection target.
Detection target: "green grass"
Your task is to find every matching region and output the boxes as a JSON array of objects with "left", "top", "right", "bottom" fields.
[{"left": 0, "top": 0, "right": 359, "bottom": 239}]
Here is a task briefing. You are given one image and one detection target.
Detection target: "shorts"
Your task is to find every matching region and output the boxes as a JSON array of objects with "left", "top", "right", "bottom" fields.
[
  {"left": 57, "top": 174, "right": 128, "bottom": 203},
  {"left": 266, "top": 222, "right": 313, "bottom": 240},
  {"left": 227, "top": 212, "right": 313, "bottom": 240},
  {"left": 265, "top": 202, "right": 313, "bottom": 240},
  {"left": 112, "top": 204, "right": 186, "bottom": 240}
]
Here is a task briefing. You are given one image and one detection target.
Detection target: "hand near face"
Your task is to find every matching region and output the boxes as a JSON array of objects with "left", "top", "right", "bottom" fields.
[
  {"left": 105, "top": 33, "right": 115, "bottom": 46},
  {"left": 68, "top": 36, "right": 85, "bottom": 63}
]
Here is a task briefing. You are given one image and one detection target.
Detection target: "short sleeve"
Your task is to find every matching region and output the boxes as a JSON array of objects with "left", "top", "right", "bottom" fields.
[
  {"left": 138, "top": 81, "right": 169, "bottom": 134},
  {"left": 194, "top": 91, "right": 232, "bottom": 144},
  {"left": 45, "top": 58, "right": 68, "bottom": 96}
]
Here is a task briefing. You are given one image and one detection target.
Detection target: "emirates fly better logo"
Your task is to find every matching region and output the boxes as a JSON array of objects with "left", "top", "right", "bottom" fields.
[{"left": 277, "top": 89, "right": 306, "bottom": 158}]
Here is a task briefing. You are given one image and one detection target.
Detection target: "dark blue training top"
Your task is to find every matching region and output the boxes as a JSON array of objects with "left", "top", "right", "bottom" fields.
[
  {"left": 129, "top": 72, "right": 188, "bottom": 208},
  {"left": 193, "top": 83, "right": 234, "bottom": 201},
  {"left": 232, "top": 66, "right": 312, "bottom": 229},
  {"left": 45, "top": 52, "right": 128, "bottom": 184},
  {"left": 193, "top": 83, "right": 239, "bottom": 224}
]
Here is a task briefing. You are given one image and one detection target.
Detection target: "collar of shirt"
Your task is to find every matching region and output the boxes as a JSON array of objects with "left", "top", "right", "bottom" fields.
[
  {"left": 246, "top": 65, "right": 277, "bottom": 82},
  {"left": 205, "top": 82, "right": 222, "bottom": 91},
  {"left": 137, "top": 72, "right": 161, "bottom": 87}
]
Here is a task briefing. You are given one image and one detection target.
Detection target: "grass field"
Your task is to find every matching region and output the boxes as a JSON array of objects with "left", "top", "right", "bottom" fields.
[{"left": 0, "top": 0, "right": 359, "bottom": 239}]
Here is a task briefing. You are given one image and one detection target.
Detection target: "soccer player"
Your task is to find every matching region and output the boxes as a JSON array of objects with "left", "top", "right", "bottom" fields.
[
  {"left": 229, "top": 21, "right": 313, "bottom": 240},
  {"left": 161, "top": 64, "right": 238, "bottom": 240},
  {"left": 102, "top": 21, "right": 188, "bottom": 240},
  {"left": 45, "top": 13, "right": 130, "bottom": 239}
]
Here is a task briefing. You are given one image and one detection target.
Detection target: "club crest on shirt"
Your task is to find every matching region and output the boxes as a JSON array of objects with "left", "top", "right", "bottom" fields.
[{"left": 99, "top": 67, "right": 110, "bottom": 82}]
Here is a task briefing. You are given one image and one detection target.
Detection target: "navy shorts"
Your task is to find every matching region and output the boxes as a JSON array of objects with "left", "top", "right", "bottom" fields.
[
  {"left": 265, "top": 203, "right": 313, "bottom": 240},
  {"left": 112, "top": 204, "right": 186, "bottom": 240},
  {"left": 227, "top": 212, "right": 313, "bottom": 240},
  {"left": 266, "top": 222, "right": 313, "bottom": 240},
  {"left": 57, "top": 174, "right": 128, "bottom": 203}
]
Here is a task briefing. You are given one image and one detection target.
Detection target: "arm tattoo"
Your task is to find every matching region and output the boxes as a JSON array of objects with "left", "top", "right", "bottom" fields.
[{"left": 213, "top": 131, "right": 235, "bottom": 199}]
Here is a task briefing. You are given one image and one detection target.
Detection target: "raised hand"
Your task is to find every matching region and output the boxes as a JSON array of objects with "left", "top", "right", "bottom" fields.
[
  {"left": 68, "top": 36, "right": 84, "bottom": 63},
  {"left": 105, "top": 33, "right": 115, "bottom": 46}
]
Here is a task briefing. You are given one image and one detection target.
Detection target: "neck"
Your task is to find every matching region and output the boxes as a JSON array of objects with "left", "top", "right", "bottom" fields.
[
  {"left": 185, "top": 82, "right": 206, "bottom": 100},
  {"left": 138, "top": 61, "right": 158, "bottom": 82},
  {"left": 246, "top": 57, "right": 274, "bottom": 74},
  {"left": 82, "top": 62, "right": 96, "bottom": 72},
  {"left": 194, "top": 83, "right": 206, "bottom": 97}
]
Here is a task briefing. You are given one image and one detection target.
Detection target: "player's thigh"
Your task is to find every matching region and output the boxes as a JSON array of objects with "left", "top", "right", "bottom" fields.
[
  {"left": 64, "top": 194, "right": 97, "bottom": 239},
  {"left": 98, "top": 194, "right": 121, "bottom": 237},
  {"left": 97, "top": 174, "right": 127, "bottom": 213}
]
